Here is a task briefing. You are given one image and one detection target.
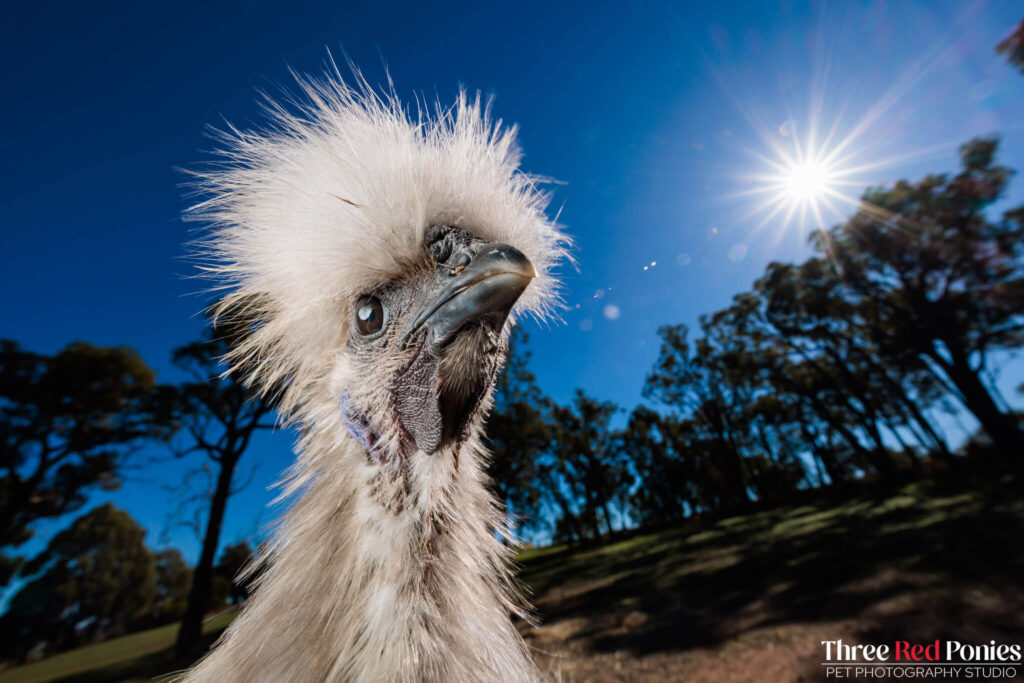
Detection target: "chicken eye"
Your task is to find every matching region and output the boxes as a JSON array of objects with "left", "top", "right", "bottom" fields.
[{"left": 354, "top": 296, "right": 386, "bottom": 336}]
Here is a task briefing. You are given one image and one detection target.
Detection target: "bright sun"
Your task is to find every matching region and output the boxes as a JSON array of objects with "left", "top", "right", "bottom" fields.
[
  {"left": 735, "top": 129, "right": 868, "bottom": 236},
  {"left": 733, "top": 102, "right": 938, "bottom": 236},
  {"left": 783, "top": 160, "right": 832, "bottom": 201}
]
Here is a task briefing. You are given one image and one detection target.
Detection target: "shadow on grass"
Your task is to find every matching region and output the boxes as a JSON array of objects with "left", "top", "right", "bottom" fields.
[{"left": 518, "top": 473, "right": 1024, "bottom": 659}]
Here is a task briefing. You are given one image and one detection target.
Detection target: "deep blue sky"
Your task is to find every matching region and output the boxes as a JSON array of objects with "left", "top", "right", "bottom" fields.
[{"left": 2, "top": 1, "right": 1023, "bottom": 575}]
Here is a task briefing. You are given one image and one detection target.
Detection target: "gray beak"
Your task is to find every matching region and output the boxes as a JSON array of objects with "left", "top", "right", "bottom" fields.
[{"left": 410, "top": 243, "right": 536, "bottom": 347}]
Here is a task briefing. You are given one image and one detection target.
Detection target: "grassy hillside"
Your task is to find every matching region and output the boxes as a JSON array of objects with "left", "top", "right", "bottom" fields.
[
  {"left": 0, "top": 612, "right": 236, "bottom": 683},
  {"left": 3, "top": 476, "right": 1022, "bottom": 682},
  {"left": 520, "top": 475, "right": 1024, "bottom": 681}
]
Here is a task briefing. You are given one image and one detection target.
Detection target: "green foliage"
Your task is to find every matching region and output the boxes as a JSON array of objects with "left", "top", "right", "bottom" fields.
[
  {"left": 0, "top": 505, "right": 156, "bottom": 658},
  {"left": 644, "top": 325, "right": 753, "bottom": 508},
  {"left": 997, "top": 18, "right": 1024, "bottom": 73},
  {"left": 214, "top": 542, "right": 255, "bottom": 604},
  {"left": 548, "top": 391, "right": 630, "bottom": 542},
  {"left": 485, "top": 328, "right": 552, "bottom": 535},
  {"left": 617, "top": 407, "right": 695, "bottom": 524},
  {"left": 151, "top": 549, "right": 192, "bottom": 624},
  {"left": 819, "top": 137, "right": 1024, "bottom": 452},
  {"left": 0, "top": 340, "right": 170, "bottom": 586}
]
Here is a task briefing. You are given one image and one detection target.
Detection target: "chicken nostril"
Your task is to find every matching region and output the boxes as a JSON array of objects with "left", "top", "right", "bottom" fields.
[{"left": 449, "top": 252, "right": 472, "bottom": 276}]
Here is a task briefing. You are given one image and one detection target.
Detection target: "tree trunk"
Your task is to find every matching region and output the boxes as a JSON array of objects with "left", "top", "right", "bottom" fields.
[
  {"left": 699, "top": 398, "right": 750, "bottom": 507},
  {"left": 709, "top": 442, "right": 749, "bottom": 507},
  {"left": 176, "top": 454, "right": 237, "bottom": 659},
  {"left": 600, "top": 502, "right": 614, "bottom": 537},
  {"left": 906, "top": 402, "right": 951, "bottom": 459},
  {"left": 709, "top": 422, "right": 749, "bottom": 506},
  {"left": 885, "top": 418, "right": 922, "bottom": 472},
  {"left": 805, "top": 392, "right": 889, "bottom": 480},
  {"left": 861, "top": 419, "right": 899, "bottom": 481},
  {"left": 542, "top": 470, "right": 579, "bottom": 546},
  {"left": 802, "top": 418, "right": 845, "bottom": 485},
  {"left": 934, "top": 349, "right": 1024, "bottom": 453}
]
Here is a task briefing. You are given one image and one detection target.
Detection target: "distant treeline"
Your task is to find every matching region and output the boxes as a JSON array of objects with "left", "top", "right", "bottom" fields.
[{"left": 485, "top": 137, "right": 1024, "bottom": 544}]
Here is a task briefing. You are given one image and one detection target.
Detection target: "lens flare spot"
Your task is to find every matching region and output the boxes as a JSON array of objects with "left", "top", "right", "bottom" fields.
[
  {"left": 676, "top": 252, "right": 692, "bottom": 266},
  {"left": 603, "top": 304, "right": 620, "bottom": 320},
  {"left": 728, "top": 243, "right": 748, "bottom": 262}
]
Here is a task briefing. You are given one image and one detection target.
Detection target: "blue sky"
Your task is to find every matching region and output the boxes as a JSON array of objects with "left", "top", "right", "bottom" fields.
[{"left": 2, "top": 1, "right": 1023, "bottom": 574}]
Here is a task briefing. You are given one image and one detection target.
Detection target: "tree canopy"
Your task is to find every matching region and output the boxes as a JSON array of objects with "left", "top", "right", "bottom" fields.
[
  {"left": 997, "top": 18, "right": 1024, "bottom": 73},
  {"left": 0, "top": 341, "right": 169, "bottom": 585},
  {"left": 0, "top": 504, "right": 156, "bottom": 657}
]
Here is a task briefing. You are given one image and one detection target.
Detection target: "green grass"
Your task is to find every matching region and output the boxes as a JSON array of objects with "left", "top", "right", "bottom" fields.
[
  {"left": 0, "top": 612, "right": 236, "bottom": 683},
  {"left": 4, "top": 475, "right": 1022, "bottom": 681},
  {"left": 515, "top": 476, "right": 1024, "bottom": 656}
]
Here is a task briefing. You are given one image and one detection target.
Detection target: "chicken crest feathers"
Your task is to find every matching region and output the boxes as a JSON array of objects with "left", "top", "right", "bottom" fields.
[{"left": 186, "top": 68, "right": 570, "bottom": 416}]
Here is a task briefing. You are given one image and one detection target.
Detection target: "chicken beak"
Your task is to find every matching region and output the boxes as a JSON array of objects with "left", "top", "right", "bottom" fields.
[
  {"left": 410, "top": 243, "right": 536, "bottom": 347},
  {"left": 389, "top": 243, "right": 535, "bottom": 455}
]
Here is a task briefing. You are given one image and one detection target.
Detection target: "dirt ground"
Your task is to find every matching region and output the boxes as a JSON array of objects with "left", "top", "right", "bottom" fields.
[{"left": 524, "top": 580, "right": 1024, "bottom": 682}]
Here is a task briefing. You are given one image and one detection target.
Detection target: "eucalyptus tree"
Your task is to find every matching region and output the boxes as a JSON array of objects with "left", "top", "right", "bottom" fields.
[
  {"left": 699, "top": 294, "right": 824, "bottom": 491},
  {"left": 753, "top": 260, "right": 948, "bottom": 471},
  {"left": 0, "top": 340, "right": 168, "bottom": 585},
  {"left": 152, "top": 548, "right": 193, "bottom": 624},
  {"left": 484, "top": 328, "right": 553, "bottom": 538},
  {"left": 170, "top": 321, "right": 277, "bottom": 658},
  {"left": 645, "top": 325, "right": 752, "bottom": 508},
  {"left": 215, "top": 541, "right": 256, "bottom": 605},
  {"left": 0, "top": 504, "right": 156, "bottom": 657},
  {"left": 619, "top": 406, "right": 701, "bottom": 524},
  {"left": 818, "top": 138, "right": 1024, "bottom": 453},
  {"left": 549, "top": 391, "right": 628, "bottom": 540}
]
